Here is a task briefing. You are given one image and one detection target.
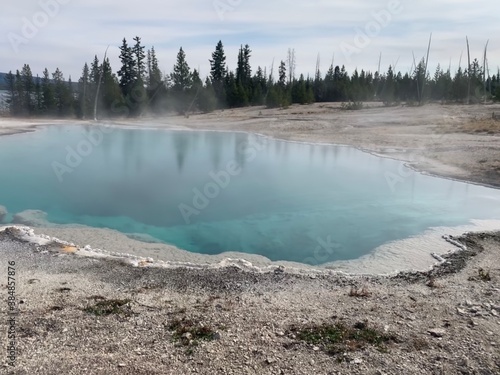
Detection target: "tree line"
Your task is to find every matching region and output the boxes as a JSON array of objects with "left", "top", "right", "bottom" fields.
[{"left": 3, "top": 37, "right": 500, "bottom": 118}]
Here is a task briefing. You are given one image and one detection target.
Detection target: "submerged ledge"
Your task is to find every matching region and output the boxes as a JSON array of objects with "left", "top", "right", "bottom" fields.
[{"left": 2, "top": 219, "right": 499, "bottom": 277}]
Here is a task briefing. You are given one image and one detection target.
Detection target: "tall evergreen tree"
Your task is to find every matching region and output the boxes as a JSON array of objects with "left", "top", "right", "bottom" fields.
[
  {"left": 52, "top": 68, "right": 72, "bottom": 116},
  {"left": 4, "top": 71, "right": 19, "bottom": 116},
  {"left": 101, "top": 58, "right": 123, "bottom": 115},
  {"left": 171, "top": 47, "right": 192, "bottom": 91},
  {"left": 34, "top": 75, "right": 42, "bottom": 114},
  {"left": 209, "top": 40, "right": 227, "bottom": 107},
  {"left": 14, "top": 70, "right": 24, "bottom": 115},
  {"left": 21, "top": 64, "right": 34, "bottom": 115},
  {"left": 171, "top": 47, "right": 193, "bottom": 114},
  {"left": 117, "top": 38, "right": 135, "bottom": 99},
  {"left": 41, "top": 68, "right": 55, "bottom": 115},
  {"left": 146, "top": 46, "right": 165, "bottom": 113},
  {"left": 77, "top": 63, "right": 90, "bottom": 119},
  {"left": 132, "top": 36, "right": 146, "bottom": 82}
]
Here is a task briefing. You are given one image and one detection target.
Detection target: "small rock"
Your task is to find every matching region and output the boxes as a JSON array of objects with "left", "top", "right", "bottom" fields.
[
  {"left": 353, "top": 358, "right": 363, "bottom": 364},
  {"left": 118, "top": 363, "right": 126, "bottom": 368},
  {"left": 275, "top": 331, "right": 285, "bottom": 337},
  {"left": 428, "top": 328, "right": 446, "bottom": 338},
  {"left": 491, "top": 310, "right": 498, "bottom": 317},
  {"left": 468, "top": 319, "right": 478, "bottom": 327},
  {"left": 312, "top": 346, "right": 320, "bottom": 351},
  {"left": 457, "top": 308, "right": 467, "bottom": 315}
]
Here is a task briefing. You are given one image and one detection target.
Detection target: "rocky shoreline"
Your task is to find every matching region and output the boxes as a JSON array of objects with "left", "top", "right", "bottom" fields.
[{"left": 1, "top": 227, "right": 499, "bottom": 374}]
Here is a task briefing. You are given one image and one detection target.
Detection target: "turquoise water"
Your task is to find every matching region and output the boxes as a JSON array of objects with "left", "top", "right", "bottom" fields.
[{"left": 1, "top": 125, "right": 499, "bottom": 264}]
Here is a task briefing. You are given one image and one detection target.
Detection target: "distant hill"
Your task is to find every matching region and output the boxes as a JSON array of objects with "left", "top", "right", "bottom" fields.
[
  {"left": 0, "top": 72, "right": 78, "bottom": 91},
  {"left": 0, "top": 73, "right": 7, "bottom": 90}
]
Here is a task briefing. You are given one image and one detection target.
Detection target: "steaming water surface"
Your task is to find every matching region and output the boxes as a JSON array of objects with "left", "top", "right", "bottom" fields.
[{"left": 1, "top": 125, "right": 499, "bottom": 264}]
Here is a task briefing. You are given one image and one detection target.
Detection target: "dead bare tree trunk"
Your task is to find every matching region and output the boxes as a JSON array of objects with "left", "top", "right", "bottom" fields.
[
  {"left": 94, "top": 45, "right": 109, "bottom": 121},
  {"left": 420, "top": 33, "right": 432, "bottom": 105},
  {"left": 375, "top": 52, "right": 382, "bottom": 100},
  {"left": 466, "top": 36, "right": 471, "bottom": 105},
  {"left": 287, "top": 48, "right": 296, "bottom": 85},
  {"left": 483, "top": 40, "right": 489, "bottom": 104},
  {"left": 412, "top": 51, "right": 420, "bottom": 103}
]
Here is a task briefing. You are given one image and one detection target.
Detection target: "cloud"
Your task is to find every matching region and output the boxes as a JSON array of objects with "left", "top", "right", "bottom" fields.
[{"left": 1, "top": 0, "right": 498, "bottom": 80}]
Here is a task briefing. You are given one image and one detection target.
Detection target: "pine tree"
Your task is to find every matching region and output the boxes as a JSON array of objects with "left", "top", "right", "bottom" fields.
[
  {"left": 147, "top": 46, "right": 162, "bottom": 91},
  {"left": 52, "top": 68, "right": 72, "bottom": 116},
  {"left": 197, "top": 77, "right": 217, "bottom": 113},
  {"left": 14, "top": 70, "right": 24, "bottom": 116},
  {"left": 117, "top": 38, "right": 135, "bottom": 99},
  {"left": 171, "top": 47, "right": 192, "bottom": 92},
  {"left": 132, "top": 36, "right": 146, "bottom": 82},
  {"left": 101, "top": 58, "right": 123, "bottom": 116},
  {"left": 381, "top": 65, "right": 396, "bottom": 104},
  {"left": 209, "top": 40, "right": 227, "bottom": 107},
  {"left": 171, "top": 47, "right": 193, "bottom": 114},
  {"left": 41, "top": 68, "right": 55, "bottom": 115},
  {"left": 146, "top": 46, "right": 165, "bottom": 113},
  {"left": 34, "top": 75, "right": 42, "bottom": 114},
  {"left": 77, "top": 63, "right": 90, "bottom": 119},
  {"left": 4, "top": 71, "right": 18, "bottom": 116},
  {"left": 21, "top": 64, "right": 34, "bottom": 115},
  {"left": 278, "top": 61, "right": 286, "bottom": 88},
  {"left": 251, "top": 66, "right": 267, "bottom": 105}
]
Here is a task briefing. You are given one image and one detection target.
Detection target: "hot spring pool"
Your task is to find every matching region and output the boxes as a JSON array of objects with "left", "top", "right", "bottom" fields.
[{"left": 0, "top": 125, "right": 499, "bottom": 265}]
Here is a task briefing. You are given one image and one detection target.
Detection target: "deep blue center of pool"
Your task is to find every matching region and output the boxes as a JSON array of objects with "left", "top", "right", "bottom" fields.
[{"left": 1, "top": 125, "right": 499, "bottom": 264}]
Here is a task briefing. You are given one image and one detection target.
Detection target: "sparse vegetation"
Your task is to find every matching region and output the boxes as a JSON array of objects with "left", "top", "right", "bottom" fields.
[
  {"left": 426, "top": 276, "right": 441, "bottom": 288},
  {"left": 289, "top": 320, "right": 397, "bottom": 356},
  {"left": 468, "top": 268, "right": 492, "bottom": 282},
  {"left": 83, "top": 298, "right": 132, "bottom": 316},
  {"left": 167, "top": 316, "right": 218, "bottom": 348},
  {"left": 478, "top": 268, "right": 492, "bottom": 281},
  {"left": 341, "top": 101, "right": 363, "bottom": 110},
  {"left": 348, "top": 285, "right": 371, "bottom": 298}
]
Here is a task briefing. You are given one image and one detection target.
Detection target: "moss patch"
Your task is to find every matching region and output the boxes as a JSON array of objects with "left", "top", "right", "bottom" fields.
[{"left": 289, "top": 320, "right": 397, "bottom": 356}]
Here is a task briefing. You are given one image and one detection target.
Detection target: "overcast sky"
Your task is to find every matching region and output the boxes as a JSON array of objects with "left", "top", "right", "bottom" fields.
[{"left": 1, "top": 0, "right": 499, "bottom": 81}]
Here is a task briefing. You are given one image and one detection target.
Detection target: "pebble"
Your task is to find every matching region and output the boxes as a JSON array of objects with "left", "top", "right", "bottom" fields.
[{"left": 428, "top": 328, "right": 446, "bottom": 338}]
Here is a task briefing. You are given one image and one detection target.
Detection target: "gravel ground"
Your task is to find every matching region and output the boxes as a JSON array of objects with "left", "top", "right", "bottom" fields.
[{"left": 1, "top": 228, "right": 499, "bottom": 374}]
